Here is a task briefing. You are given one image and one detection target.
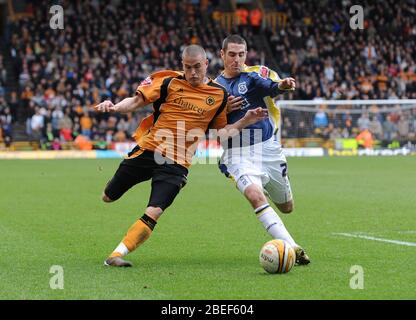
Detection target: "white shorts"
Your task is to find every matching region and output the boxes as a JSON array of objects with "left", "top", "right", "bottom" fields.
[{"left": 219, "top": 137, "right": 293, "bottom": 204}]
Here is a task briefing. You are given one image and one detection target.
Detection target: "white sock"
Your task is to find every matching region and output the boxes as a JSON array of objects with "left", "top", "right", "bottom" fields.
[
  {"left": 112, "top": 242, "right": 129, "bottom": 257},
  {"left": 255, "top": 204, "right": 298, "bottom": 248}
]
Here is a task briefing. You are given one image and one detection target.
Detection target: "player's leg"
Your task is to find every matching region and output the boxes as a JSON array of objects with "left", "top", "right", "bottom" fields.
[
  {"left": 263, "top": 171, "right": 294, "bottom": 214},
  {"left": 105, "top": 165, "right": 187, "bottom": 267},
  {"left": 102, "top": 166, "right": 141, "bottom": 203},
  {"left": 264, "top": 160, "right": 310, "bottom": 265},
  {"left": 102, "top": 148, "right": 152, "bottom": 203},
  {"left": 235, "top": 174, "right": 298, "bottom": 250},
  {"left": 260, "top": 141, "right": 294, "bottom": 214},
  {"left": 263, "top": 188, "right": 293, "bottom": 213}
]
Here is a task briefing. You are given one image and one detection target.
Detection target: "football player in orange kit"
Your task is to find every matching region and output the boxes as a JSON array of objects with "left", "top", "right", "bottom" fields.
[{"left": 94, "top": 45, "right": 267, "bottom": 267}]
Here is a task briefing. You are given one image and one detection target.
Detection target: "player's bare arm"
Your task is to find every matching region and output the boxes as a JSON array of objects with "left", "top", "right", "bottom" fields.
[
  {"left": 278, "top": 77, "right": 296, "bottom": 91},
  {"left": 218, "top": 107, "right": 268, "bottom": 139},
  {"left": 94, "top": 93, "right": 146, "bottom": 114}
]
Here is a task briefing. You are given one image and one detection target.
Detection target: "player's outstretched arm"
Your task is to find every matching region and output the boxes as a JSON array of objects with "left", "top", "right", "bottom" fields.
[
  {"left": 217, "top": 107, "right": 268, "bottom": 139},
  {"left": 94, "top": 93, "right": 146, "bottom": 114},
  {"left": 278, "top": 77, "right": 296, "bottom": 91}
]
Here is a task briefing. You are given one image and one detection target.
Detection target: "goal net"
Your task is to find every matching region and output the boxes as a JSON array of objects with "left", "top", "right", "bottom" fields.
[{"left": 276, "top": 99, "right": 416, "bottom": 151}]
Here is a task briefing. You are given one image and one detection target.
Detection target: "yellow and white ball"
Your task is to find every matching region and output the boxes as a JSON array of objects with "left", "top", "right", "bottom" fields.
[{"left": 259, "top": 239, "right": 296, "bottom": 274}]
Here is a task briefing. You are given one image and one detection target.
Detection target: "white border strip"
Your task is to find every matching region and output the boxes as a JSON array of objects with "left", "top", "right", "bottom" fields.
[
  {"left": 277, "top": 99, "right": 416, "bottom": 105},
  {"left": 333, "top": 233, "right": 416, "bottom": 247}
]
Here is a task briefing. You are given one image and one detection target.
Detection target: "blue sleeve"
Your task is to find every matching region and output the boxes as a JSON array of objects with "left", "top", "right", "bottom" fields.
[{"left": 252, "top": 73, "right": 285, "bottom": 98}]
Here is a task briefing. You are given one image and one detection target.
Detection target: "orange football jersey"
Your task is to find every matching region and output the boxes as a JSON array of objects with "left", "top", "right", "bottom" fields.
[{"left": 133, "top": 70, "right": 228, "bottom": 167}]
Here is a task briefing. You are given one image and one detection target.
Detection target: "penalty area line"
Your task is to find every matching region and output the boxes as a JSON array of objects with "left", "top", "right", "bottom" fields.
[{"left": 332, "top": 233, "right": 416, "bottom": 247}]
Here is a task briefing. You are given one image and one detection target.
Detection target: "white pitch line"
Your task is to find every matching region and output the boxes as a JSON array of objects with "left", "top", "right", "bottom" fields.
[
  {"left": 397, "top": 230, "right": 416, "bottom": 234},
  {"left": 333, "top": 233, "right": 416, "bottom": 247}
]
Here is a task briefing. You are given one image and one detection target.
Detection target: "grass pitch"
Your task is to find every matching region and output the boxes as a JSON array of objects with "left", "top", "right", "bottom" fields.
[{"left": 0, "top": 156, "right": 415, "bottom": 299}]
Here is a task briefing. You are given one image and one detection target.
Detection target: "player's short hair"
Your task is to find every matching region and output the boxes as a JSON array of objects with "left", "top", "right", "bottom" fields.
[
  {"left": 182, "top": 45, "right": 207, "bottom": 60},
  {"left": 222, "top": 35, "right": 247, "bottom": 52}
]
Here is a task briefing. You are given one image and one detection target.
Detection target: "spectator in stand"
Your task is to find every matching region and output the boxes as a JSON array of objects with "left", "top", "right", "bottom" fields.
[
  {"left": 296, "top": 120, "right": 309, "bottom": 138},
  {"left": 397, "top": 113, "right": 410, "bottom": 140},
  {"left": 0, "top": 107, "right": 13, "bottom": 135},
  {"left": 8, "top": 92, "right": 19, "bottom": 122},
  {"left": 356, "top": 128, "right": 374, "bottom": 149},
  {"left": 383, "top": 115, "right": 398, "bottom": 142},
  {"left": 51, "top": 138, "right": 62, "bottom": 150},
  {"left": 74, "top": 134, "right": 93, "bottom": 150},
  {"left": 59, "top": 110, "right": 73, "bottom": 142},
  {"left": 341, "top": 112, "right": 353, "bottom": 137},
  {"left": 51, "top": 107, "right": 64, "bottom": 138},
  {"left": 313, "top": 106, "right": 329, "bottom": 128},
  {"left": 369, "top": 116, "right": 383, "bottom": 140},
  {"left": 357, "top": 112, "right": 371, "bottom": 131},
  {"left": 0, "top": 96, "right": 8, "bottom": 112},
  {"left": 329, "top": 127, "right": 342, "bottom": 140},
  {"left": 249, "top": 7, "right": 262, "bottom": 34},
  {"left": 236, "top": 6, "right": 249, "bottom": 32},
  {"left": 80, "top": 111, "right": 93, "bottom": 138},
  {"left": 126, "top": 113, "right": 139, "bottom": 138},
  {"left": 362, "top": 40, "right": 378, "bottom": 65},
  {"left": 0, "top": 107, "right": 13, "bottom": 146},
  {"left": 281, "top": 117, "right": 294, "bottom": 138},
  {"left": 31, "top": 107, "right": 44, "bottom": 141}
]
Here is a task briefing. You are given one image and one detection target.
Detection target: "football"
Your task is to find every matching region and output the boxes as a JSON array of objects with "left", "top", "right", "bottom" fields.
[{"left": 259, "top": 239, "right": 296, "bottom": 274}]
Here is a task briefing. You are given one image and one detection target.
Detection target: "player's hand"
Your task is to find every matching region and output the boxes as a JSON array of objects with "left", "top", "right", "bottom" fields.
[
  {"left": 94, "top": 100, "right": 117, "bottom": 113},
  {"left": 278, "top": 77, "right": 296, "bottom": 91},
  {"left": 226, "top": 95, "right": 243, "bottom": 113},
  {"left": 243, "top": 107, "right": 268, "bottom": 125}
]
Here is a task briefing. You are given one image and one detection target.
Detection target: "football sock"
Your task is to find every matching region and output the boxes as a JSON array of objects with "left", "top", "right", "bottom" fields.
[
  {"left": 255, "top": 204, "right": 297, "bottom": 248},
  {"left": 109, "top": 214, "right": 157, "bottom": 258}
]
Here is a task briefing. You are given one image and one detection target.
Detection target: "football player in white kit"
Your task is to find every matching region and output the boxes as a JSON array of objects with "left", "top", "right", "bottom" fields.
[{"left": 215, "top": 35, "right": 310, "bottom": 265}]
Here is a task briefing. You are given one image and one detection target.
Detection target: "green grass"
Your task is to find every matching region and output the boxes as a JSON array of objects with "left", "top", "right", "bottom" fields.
[{"left": 0, "top": 157, "right": 415, "bottom": 299}]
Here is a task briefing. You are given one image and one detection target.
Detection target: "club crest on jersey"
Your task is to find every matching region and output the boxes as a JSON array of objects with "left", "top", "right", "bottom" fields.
[
  {"left": 238, "top": 82, "right": 248, "bottom": 94},
  {"left": 206, "top": 96, "right": 215, "bottom": 106},
  {"left": 259, "top": 66, "right": 270, "bottom": 79},
  {"left": 140, "top": 76, "right": 152, "bottom": 86}
]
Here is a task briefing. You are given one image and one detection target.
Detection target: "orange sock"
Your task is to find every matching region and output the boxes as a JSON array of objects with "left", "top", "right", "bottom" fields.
[{"left": 109, "top": 214, "right": 157, "bottom": 258}]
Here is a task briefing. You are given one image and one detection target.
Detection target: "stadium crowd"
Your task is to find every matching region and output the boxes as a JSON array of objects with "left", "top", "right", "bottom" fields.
[
  {"left": 0, "top": 0, "right": 415, "bottom": 149},
  {"left": 266, "top": 0, "right": 416, "bottom": 146},
  {"left": 266, "top": 0, "right": 416, "bottom": 101}
]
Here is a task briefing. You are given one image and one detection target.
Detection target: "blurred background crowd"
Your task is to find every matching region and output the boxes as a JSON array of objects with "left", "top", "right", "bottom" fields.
[{"left": 0, "top": 0, "right": 415, "bottom": 150}]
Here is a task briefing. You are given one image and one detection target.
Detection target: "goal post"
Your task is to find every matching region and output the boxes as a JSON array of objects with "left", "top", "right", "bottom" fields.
[{"left": 275, "top": 99, "right": 416, "bottom": 151}]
